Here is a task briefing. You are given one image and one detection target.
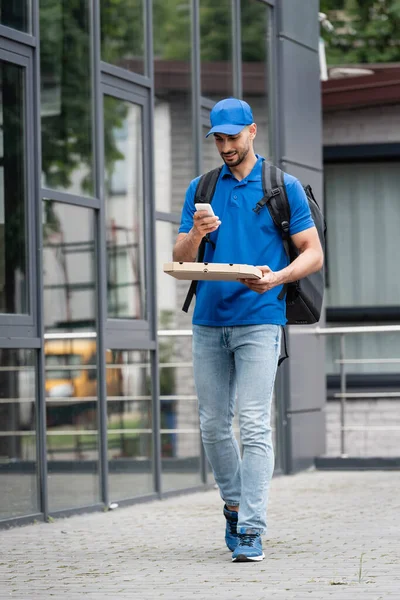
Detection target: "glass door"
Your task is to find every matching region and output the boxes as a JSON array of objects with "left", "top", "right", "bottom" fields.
[
  {"left": 101, "top": 82, "right": 156, "bottom": 502},
  {"left": 0, "top": 47, "right": 40, "bottom": 522}
]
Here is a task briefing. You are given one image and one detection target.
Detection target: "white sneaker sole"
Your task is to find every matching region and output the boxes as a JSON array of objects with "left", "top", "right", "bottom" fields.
[{"left": 232, "top": 552, "right": 265, "bottom": 562}]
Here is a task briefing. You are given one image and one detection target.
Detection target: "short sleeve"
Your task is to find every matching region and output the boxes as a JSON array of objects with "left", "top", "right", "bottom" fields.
[
  {"left": 178, "top": 177, "right": 201, "bottom": 234},
  {"left": 284, "top": 175, "right": 315, "bottom": 236}
]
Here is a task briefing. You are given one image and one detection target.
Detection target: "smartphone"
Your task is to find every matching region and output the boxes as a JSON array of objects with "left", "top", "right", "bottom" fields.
[{"left": 195, "top": 203, "right": 215, "bottom": 217}]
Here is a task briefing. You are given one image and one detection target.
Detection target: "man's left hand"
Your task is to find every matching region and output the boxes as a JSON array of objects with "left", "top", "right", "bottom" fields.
[{"left": 239, "top": 265, "right": 280, "bottom": 294}]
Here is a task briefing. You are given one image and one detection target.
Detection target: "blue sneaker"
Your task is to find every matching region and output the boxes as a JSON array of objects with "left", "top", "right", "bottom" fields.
[
  {"left": 232, "top": 533, "right": 265, "bottom": 562},
  {"left": 223, "top": 505, "right": 238, "bottom": 551}
]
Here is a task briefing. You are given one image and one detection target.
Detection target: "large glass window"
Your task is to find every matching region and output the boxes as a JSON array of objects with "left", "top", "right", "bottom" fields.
[
  {"left": 326, "top": 163, "right": 400, "bottom": 309},
  {"left": 40, "top": 0, "right": 94, "bottom": 197},
  {"left": 159, "top": 354, "right": 203, "bottom": 491},
  {"left": 0, "top": 349, "right": 37, "bottom": 521},
  {"left": 104, "top": 96, "right": 146, "bottom": 320},
  {"left": 156, "top": 221, "right": 203, "bottom": 491},
  {"left": 42, "top": 201, "right": 99, "bottom": 512},
  {"left": 200, "top": 0, "right": 233, "bottom": 100},
  {"left": 153, "top": 0, "right": 194, "bottom": 215},
  {"left": 101, "top": 0, "right": 145, "bottom": 75},
  {"left": 107, "top": 350, "right": 153, "bottom": 500},
  {"left": 0, "top": 2, "right": 31, "bottom": 33},
  {"left": 325, "top": 162, "right": 400, "bottom": 376},
  {"left": 0, "top": 61, "right": 28, "bottom": 315},
  {"left": 242, "top": 0, "right": 271, "bottom": 160}
]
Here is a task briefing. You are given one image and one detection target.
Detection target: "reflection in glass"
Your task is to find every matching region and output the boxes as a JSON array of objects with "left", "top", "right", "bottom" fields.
[
  {"left": 0, "top": 61, "right": 28, "bottom": 314},
  {"left": 40, "top": 0, "right": 94, "bottom": 196},
  {"left": 101, "top": 0, "right": 145, "bottom": 75},
  {"left": 242, "top": 0, "right": 271, "bottom": 159},
  {"left": 107, "top": 350, "right": 153, "bottom": 500},
  {"left": 200, "top": 0, "right": 233, "bottom": 99},
  {"left": 156, "top": 222, "right": 202, "bottom": 490},
  {"left": 0, "top": 1, "right": 31, "bottom": 33},
  {"left": 159, "top": 335, "right": 202, "bottom": 491},
  {"left": 153, "top": 0, "right": 194, "bottom": 214},
  {"left": 156, "top": 221, "right": 181, "bottom": 328},
  {"left": 104, "top": 96, "right": 146, "bottom": 320},
  {"left": 42, "top": 201, "right": 99, "bottom": 512},
  {"left": 0, "top": 349, "right": 37, "bottom": 520}
]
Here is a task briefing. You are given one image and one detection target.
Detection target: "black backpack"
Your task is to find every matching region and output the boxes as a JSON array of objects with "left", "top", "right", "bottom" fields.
[{"left": 182, "top": 161, "right": 326, "bottom": 327}]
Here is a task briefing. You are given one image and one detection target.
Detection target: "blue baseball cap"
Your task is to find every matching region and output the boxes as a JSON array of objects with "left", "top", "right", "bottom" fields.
[{"left": 206, "top": 98, "right": 254, "bottom": 138}]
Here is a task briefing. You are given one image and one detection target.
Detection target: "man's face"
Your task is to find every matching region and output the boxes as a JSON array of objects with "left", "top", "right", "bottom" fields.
[{"left": 213, "top": 125, "right": 254, "bottom": 167}]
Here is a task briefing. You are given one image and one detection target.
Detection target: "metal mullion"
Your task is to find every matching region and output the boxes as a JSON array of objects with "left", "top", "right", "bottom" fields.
[
  {"left": 0, "top": 46, "right": 29, "bottom": 65},
  {"left": 0, "top": 337, "right": 40, "bottom": 349},
  {"left": 107, "top": 318, "right": 150, "bottom": 332},
  {"left": 145, "top": 0, "right": 162, "bottom": 500},
  {"left": 192, "top": 0, "right": 202, "bottom": 177},
  {"left": 102, "top": 81, "right": 147, "bottom": 104},
  {"left": 232, "top": 0, "right": 242, "bottom": 99},
  {"left": 105, "top": 334, "right": 156, "bottom": 352},
  {"left": 155, "top": 211, "right": 181, "bottom": 224},
  {"left": 0, "top": 315, "right": 34, "bottom": 328},
  {"left": 25, "top": 50, "right": 37, "bottom": 332},
  {"left": 0, "top": 513, "right": 45, "bottom": 530},
  {"left": 0, "top": 25, "right": 36, "bottom": 48},
  {"left": 268, "top": 2, "right": 280, "bottom": 168},
  {"left": 92, "top": 0, "right": 109, "bottom": 509},
  {"left": 268, "top": 1, "right": 291, "bottom": 474},
  {"left": 100, "top": 62, "right": 151, "bottom": 89},
  {"left": 32, "top": 1, "right": 48, "bottom": 521},
  {"left": 192, "top": 0, "right": 208, "bottom": 484},
  {"left": 143, "top": 0, "right": 149, "bottom": 77},
  {"left": 41, "top": 187, "right": 100, "bottom": 210},
  {"left": 31, "top": 0, "right": 38, "bottom": 38}
]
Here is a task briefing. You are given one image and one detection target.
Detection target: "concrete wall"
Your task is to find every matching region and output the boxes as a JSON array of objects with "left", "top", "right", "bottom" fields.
[
  {"left": 326, "top": 399, "right": 400, "bottom": 457},
  {"left": 323, "top": 104, "right": 400, "bottom": 145}
]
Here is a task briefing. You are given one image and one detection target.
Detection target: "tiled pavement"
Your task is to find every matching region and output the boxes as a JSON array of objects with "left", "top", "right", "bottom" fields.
[{"left": 1, "top": 469, "right": 399, "bottom": 600}]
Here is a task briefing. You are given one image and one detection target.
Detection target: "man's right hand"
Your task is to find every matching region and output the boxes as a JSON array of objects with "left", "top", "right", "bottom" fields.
[
  {"left": 172, "top": 212, "right": 221, "bottom": 262},
  {"left": 192, "top": 210, "right": 221, "bottom": 239}
]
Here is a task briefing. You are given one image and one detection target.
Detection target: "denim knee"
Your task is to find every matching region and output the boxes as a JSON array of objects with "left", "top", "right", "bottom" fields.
[
  {"left": 240, "top": 421, "right": 272, "bottom": 449},
  {"left": 200, "top": 417, "right": 233, "bottom": 445}
]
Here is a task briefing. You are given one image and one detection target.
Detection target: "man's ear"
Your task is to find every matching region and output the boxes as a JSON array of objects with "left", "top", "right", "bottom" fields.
[{"left": 248, "top": 123, "right": 257, "bottom": 139}]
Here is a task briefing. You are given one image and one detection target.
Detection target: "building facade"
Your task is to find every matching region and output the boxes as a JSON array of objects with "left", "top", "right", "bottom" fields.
[
  {"left": 0, "top": 0, "right": 323, "bottom": 527},
  {"left": 322, "top": 64, "right": 400, "bottom": 457}
]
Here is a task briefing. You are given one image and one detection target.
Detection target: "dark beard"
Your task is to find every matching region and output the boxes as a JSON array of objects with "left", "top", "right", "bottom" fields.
[{"left": 222, "top": 145, "right": 249, "bottom": 167}]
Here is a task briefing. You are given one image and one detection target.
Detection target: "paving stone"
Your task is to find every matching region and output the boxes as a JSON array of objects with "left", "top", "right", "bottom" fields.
[{"left": 0, "top": 470, "right": 399, "bottom": 599}]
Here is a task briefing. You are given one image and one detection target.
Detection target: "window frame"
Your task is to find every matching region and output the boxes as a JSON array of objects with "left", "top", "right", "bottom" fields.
[
  {"left": 100, "top": 77, "right": 155, "bottom": 350},
  {"left": 0, "top": 45, "right": 37, "bottom": 336}
]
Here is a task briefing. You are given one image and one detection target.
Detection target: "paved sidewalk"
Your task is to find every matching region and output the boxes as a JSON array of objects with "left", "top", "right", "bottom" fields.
[{"left": 1, "top": 470, "right": 399, "bottom": 600}]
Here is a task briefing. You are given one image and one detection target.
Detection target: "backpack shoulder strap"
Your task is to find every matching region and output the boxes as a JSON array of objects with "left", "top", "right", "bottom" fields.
[
  {"left": 263, "top": 163, "right": 291, "bottom": 240},
  {"left": 195, "top": 166, "right": 223, "bottom": 204},
  {"left": 182, "top": 166, "right": 222, "bottom": 313},
  {"left": 263, "top": 163, "right": 292, "bottom": 301}
]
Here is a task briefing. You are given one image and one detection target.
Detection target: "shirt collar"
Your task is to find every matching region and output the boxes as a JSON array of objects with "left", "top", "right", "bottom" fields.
[{"left": 221, "top": 154, "right": 264, "bottom": 181}]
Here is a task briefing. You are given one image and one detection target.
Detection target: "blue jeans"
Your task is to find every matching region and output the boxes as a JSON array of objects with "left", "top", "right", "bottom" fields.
[{"left": 192, "top": 324, "right": 281, "bottom": 534}]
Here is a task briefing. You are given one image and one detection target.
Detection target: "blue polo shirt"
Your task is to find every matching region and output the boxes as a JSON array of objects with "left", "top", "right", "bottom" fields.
[{"left": 178, "top": 156, "right": 314, "bottom": 326}]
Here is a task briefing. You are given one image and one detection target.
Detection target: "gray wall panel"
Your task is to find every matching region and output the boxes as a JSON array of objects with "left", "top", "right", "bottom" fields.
[
  {"left": 278, "top": 0, "right": 319, "bottom": 49},
  {"left": 288, "top": 410, "right": 326, "bottom": 473},
  {"left": 276, "top": 0, "right": 325, "bottom": 471},
  {"left": 280, "top": 40, "right": 322, "bottom": 169},
  {"left": 281, "top": 164, "right": 326, "bottom": 413},
  {"left": 287, "top": 330, "right": 325, "bottom": 411}
]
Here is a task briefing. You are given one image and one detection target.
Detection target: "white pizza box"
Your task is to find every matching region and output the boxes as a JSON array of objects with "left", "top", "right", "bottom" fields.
[{"left": 163, "top": 262, "right": 262, "bottom": 281}]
